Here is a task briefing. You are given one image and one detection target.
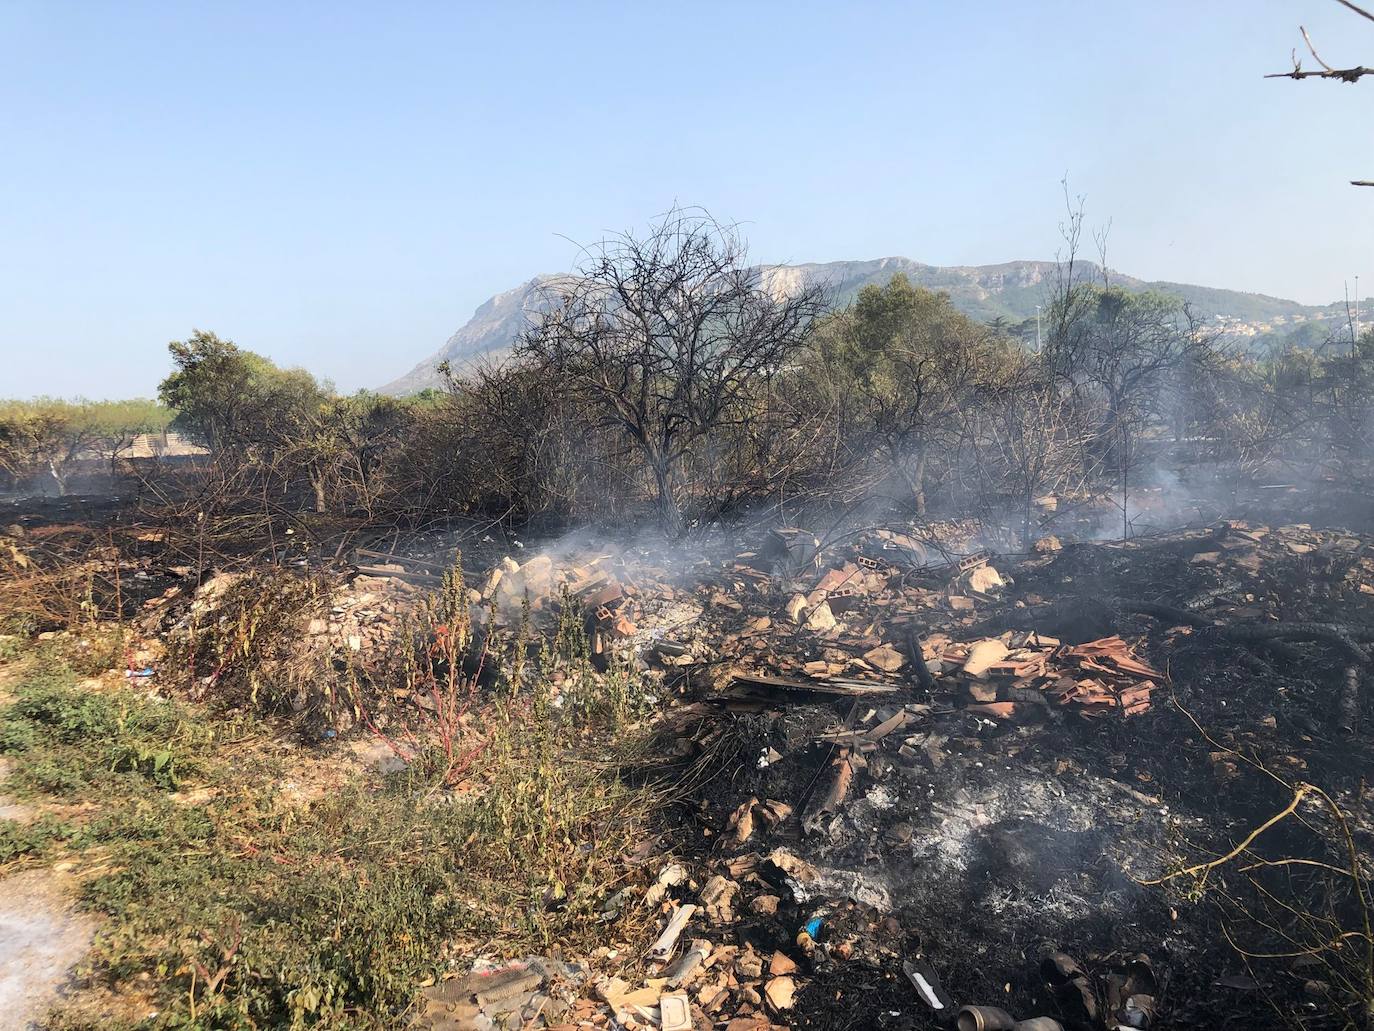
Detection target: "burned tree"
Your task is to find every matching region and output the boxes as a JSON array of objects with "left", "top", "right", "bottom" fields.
[
  {"left": 518, "top": 209, "right": 828, "bottom": 532},
  {"left": 1078, "top": 291, "right": 1217, "bottom": 534},
  {"left": 1038, "top": 187, "right": 1219, "bottom": 535},
  {"left": 970, "top": 370, "right": 1097, "bottom": 550}
]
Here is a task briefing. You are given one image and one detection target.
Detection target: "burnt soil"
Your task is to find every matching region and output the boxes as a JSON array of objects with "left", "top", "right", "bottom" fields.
[{"left": 649, "top": 523, "right": 1374, "bottom": 1030}]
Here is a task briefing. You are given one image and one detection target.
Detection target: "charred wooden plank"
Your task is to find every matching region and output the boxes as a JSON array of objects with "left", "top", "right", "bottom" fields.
[{"left": 726, "top": 673, "right": 902, "bottom": 697}]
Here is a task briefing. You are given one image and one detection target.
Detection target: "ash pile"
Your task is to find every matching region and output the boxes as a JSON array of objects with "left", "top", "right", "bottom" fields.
[
  {"left": 422, "top": 517, "right": 1374, "bottom": 1031},
  {"left": 182, "top": 515, "right": 1374, "bottom": 1030}
]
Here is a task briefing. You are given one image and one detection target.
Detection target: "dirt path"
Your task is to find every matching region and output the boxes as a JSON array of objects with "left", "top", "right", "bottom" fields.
[{"left": 0, "top": 869, "right": 95, "bottom": 1031}]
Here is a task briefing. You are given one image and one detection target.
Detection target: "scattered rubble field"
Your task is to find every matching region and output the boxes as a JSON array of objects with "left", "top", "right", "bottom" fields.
[
  {"left": 308, "top": 513, "right": 1374, "bottom": 1030},
  {"left": 3, "top": 498, "right": 1374, "bottom": 1031}
]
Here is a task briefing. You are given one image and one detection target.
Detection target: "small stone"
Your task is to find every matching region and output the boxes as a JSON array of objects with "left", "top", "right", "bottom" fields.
[
  {"left": 768, "top": 951, "right": 797, "bottom": 976},
  {"left": 862, "top": 644, "right": 905, "bottom": 673},
  {"left": 736, "top": 946, "right": 763, "bottom": 979},
  {"left": 968, "top": 564, "right": 1004, "bottom": 593},
  {"left": 882, "top": 821, "right": 914, "bottom": 846},
  {"left": 804, "top": 602, "right": 836, "bottom": 632},
  {"left": 764, "top": 976, "right": 796, "bottom": 1011},
  {"left": 749, "top": 894, "right": 780, "bottom": 916}
]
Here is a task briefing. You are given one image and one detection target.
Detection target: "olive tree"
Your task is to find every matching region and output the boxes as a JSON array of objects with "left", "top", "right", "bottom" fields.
[
  {"left": 0, "top": 398, "right": 170, "bottom": 494},
  {"left": 812, "top": 274, "right": 1016, "bottom": 514}
]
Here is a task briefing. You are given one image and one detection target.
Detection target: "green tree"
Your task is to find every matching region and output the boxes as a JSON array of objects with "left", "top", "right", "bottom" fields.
[
  {"left": 159, "top": 330, "right": 324, "bottom": 458},
  {"left": 0, "top": 398, "right": 172, "bottom": 494},
  {"left": 813, "top": 274, "right": 1015, "bottom": 513},
  {"left": 159, "top": 330, "right": 339, "bottom": 509}
]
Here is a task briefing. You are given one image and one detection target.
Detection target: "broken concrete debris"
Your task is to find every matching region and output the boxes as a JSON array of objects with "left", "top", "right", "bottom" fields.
[
  {"left": 967, "top": 563, "right": 1005, "bottom": 595},
  {"left": 649, "top": 903, "right": 697, "bottom": 961},
  {"left": 416, "top": 956, "right": 588, "bottom": 1029},
  {"left": 945, "top": 633, "right": 1161, "bottom": 718},
  {"left": 140, "top": 514, "right": 1374, "bottom": 1030},
  {"left": 762, "top": 975, "right": 795, "bottom": 1012}
]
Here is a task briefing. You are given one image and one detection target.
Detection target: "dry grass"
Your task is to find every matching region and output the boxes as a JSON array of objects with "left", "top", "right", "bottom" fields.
[{"left": 0, "top": 598, "right": 661, "bottom": 1030}]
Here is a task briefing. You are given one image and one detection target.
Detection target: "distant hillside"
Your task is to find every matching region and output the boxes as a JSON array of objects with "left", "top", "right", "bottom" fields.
[
  {"left": 381, "top": 258, "right": 1341, "bottom": 395},
  {"left": 383, "top": 275, "right": 569, "bottom": 395}
]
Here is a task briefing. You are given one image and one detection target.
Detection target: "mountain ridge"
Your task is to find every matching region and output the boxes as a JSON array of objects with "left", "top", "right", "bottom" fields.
[{"left": 380, "top": 257, "right": 1344, "bottom": 395}]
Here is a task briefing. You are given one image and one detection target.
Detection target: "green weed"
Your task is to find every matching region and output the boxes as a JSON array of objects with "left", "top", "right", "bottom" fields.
[
  {"left": 0, "top": 671, "right": 213, "bottom": 797},
  {"left": 0, "top": 814, "right": 75, "bottom": 864},
  {"left": 0, "top": 642, "right": 657, "bottom": 1030}
]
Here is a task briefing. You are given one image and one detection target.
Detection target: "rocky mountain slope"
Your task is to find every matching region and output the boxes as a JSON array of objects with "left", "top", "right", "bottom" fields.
[{"left": 381, "top": 258, "right": 1340, "bottom": 395}]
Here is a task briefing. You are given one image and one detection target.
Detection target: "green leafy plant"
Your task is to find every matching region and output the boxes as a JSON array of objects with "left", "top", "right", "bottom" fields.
[{"left": 0, "top": 638, "right": 659, "bottom": 1030}]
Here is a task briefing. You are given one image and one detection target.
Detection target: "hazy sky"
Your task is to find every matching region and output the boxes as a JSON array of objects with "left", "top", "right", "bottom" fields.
[{"left": 3, "top": 0, "right": 1371, "bottom": 398}]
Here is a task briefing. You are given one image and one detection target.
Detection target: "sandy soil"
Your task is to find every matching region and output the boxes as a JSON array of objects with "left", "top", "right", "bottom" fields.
[{"left": 0, "top": 869, "right": 95, "bottom": 1031}]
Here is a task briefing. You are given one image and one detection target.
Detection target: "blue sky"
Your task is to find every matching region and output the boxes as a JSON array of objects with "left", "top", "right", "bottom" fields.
[{"left": 2, "top": 0, "right": 1371, "bottom": 398}]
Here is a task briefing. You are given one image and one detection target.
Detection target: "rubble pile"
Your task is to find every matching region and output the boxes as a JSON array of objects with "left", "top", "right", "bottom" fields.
[
  {"left": 940, "top": 633, "right": 1162, "bottom": 720},
  {"left": 476, "top": 553, "right": 652, "bottom": 652},
  {"left": 410, "top": 884, "right": 806, "bottom": 1030},
  {"left": 127, "top": 515, "right": 1374, "bottom": 1029},
  {"left": 587, "top": 529, "right": 1169, "bottom": 737},
  {"left": 383, "top": 526, "right": 1197, "bottom": 1030},
  {"left": 316, "top": 572, "right": 423, "bottom": 654},
  {"left": 415, "top": 957, "right": 590, "bottom": 1030},
  {"left": 564, "top": 519, "right": 1374, "bottom": 1031},
  {"left": 144, "top": 567, "right": 422, "bottom": 659}
]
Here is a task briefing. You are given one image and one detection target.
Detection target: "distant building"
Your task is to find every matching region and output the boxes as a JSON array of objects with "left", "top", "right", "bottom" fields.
[{"left": 113, "top": 431, "right": 208, "bottom": 459}]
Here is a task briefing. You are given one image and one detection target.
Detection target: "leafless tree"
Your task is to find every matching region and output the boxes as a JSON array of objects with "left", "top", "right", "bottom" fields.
[
  {"left": 518, "top": 207, "right": 829, "bottom": 531},
  {"left": 1043, "top": 181, "right": 1102, "bottom": 383},
  {"left": 966, "top": 367, "right": 1098, "bottom": 550}
]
